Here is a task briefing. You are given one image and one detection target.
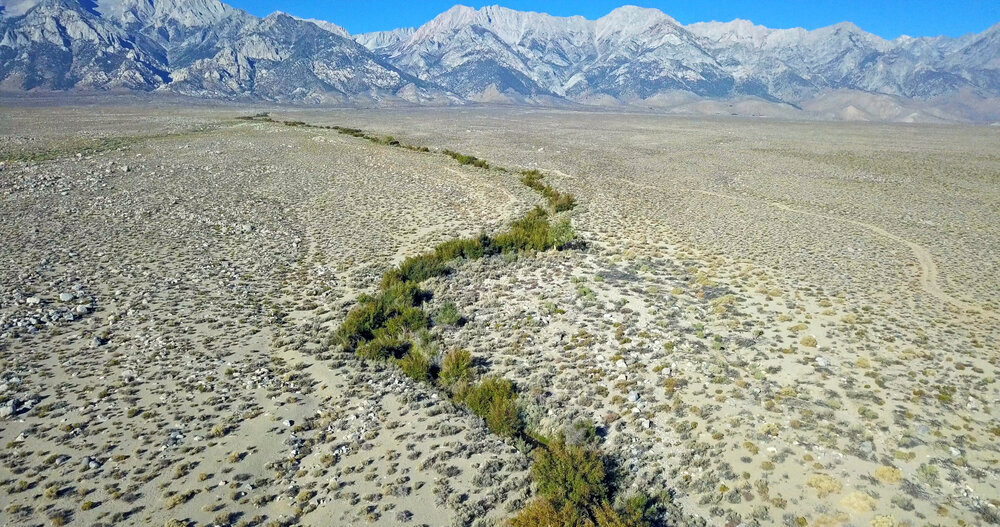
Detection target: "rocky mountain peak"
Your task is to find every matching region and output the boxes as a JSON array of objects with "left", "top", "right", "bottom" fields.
[{"left": 2, "top": 1, "right": 998, "bottom": 120}]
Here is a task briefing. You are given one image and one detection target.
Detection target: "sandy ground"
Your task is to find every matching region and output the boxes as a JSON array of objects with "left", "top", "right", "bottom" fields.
[{"left": 1, "top": 104, "right": 998, "bottom": 527}]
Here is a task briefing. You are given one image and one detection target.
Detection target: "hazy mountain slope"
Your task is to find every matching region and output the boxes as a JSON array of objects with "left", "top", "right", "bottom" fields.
[
  {"left": 0, "top": 0, "right": 169, "bottom": 91},
  {"left": 289, "top": 14, "right": 349, "bottom": 38},
  {"left": 355, "top": 27, "right": 414, "bottom": 51},
  {"left": 167, "top": 12, "right": 444, "bottom": 103},
  {"left": 0, "top": 0, "right": 448, "bottom": 102},
  {"left": 1, "top": 0, "right": 998, "bottom": 118},
  {"left": 370, "top": 5, "right": 734, "bottom": 101},
  {"left": 369, "top": 4, "right": 1000, "bottom": 106}
]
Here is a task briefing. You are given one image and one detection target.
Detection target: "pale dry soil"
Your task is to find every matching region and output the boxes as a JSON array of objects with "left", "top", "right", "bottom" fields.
[
  {"left": 2, "top": 105, "right": 999, "bottom": 527},
  {"left": 0, "top": 108, "right": 534, "bottom": 527}
]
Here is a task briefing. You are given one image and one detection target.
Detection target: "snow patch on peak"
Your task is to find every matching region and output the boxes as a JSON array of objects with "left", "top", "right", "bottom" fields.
[
  {"left": 688, "top": 19, "right": 773, "bottom": 45},
  {"left": 595, "top": 5, "right": 679, "bottom": 40},
  {"left": 599, "top": 5, "right": 677, "bottom": 27}
]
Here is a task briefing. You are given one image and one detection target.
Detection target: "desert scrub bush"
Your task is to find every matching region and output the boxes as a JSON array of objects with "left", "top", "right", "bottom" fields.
[
  {"left": 563, "top": 419, "right": 598, "bottom": 446},
  {"left": 512, "top": 438, "right": 661, "bottom": 527},
  {"left": 355, "top": 333, "right": 411, "bottom": 361},
  {"left": 336, "top": 281, "right": 428, "bottom": 351},
  {"left": 521, "top": 169, "right": 546, "bottom": 191},
  {"left": 806, "top": 474, "right": 842, "bottom": 497},
  {"left": 510, "top": 498, "right": 585, "bottom": 527},
  {"left": 594, "top": 495, "right": 663, "bottom": 527},
  {"left": 492, "top": 207, "right": 569, "bottom": 253},
  {"left": 459, "top": 376, "right": 522, "bottom": 437},
  {"left": 548, "top": 217, "right": 576, "bottom": 247},
  {"left": 521, "top": 170, "right": 577, "bottom": 212},
  {"left": 235, "top": 112, "right": 271, "bottom": 121},
  {"left": 48, "top": 510, "right": 70, "bottom": 526},
  {"left": 435, "top": 302, "right": 461, "bottom": 326},
  {"left": 434, "top": 236, "right": 487, "bottom": 261},
  {"left": 439, "top": 349, "right": 473, "bottom": 390},
  {"left": 549, "top": 192, "right": 577, "bottom": 212},
  {"left": 397, "top": 348, "right": 432, "bottom": 383},
  {"left": 531, "top": 439, "right": 607, "bottom": 509},
  {"left": 442, "top": 149, "right": 489, "bottom": 169},
  {"left": 165, "top": 489, "right": 198, "bottom": 509},
  {"left": 873, "top": 465, "right": 902, "bottom": 484},
  {"left": 381, "top": 253, "right": 451, "bottom": 288}
]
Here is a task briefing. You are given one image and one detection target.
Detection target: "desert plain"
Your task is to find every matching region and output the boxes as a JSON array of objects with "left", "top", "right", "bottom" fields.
[{"left": 0, "top": 103, "right": 998, "bottom": 527}]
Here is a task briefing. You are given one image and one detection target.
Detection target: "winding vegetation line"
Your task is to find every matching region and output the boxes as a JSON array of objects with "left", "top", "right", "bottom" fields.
[{"left": 245, "top": 115, "right": 671, "bottom": 526}]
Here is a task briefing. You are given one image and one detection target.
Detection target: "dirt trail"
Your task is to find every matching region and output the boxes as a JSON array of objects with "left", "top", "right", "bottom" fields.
[
  {"left": 543, "top": 166, "right": 987, "bottom": 317},
  {"left": 688, "top": 189, "right": 985, "bottom": 314},
  {"left": 444, "top": 166, "right": 519, "bottom": 213}
]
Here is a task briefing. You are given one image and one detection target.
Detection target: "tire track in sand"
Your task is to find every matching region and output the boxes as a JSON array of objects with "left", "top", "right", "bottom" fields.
[
  {"left": 689, "top": 190, "right": 983, "bottom": 314},
  {"left": 542, "top": 167, "right": 988, "bottom": 317}
]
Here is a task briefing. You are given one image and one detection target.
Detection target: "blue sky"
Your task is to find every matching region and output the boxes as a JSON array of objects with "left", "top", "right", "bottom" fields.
[{"left": 228, "top": 0, "right": 1000, "bottom": 39}]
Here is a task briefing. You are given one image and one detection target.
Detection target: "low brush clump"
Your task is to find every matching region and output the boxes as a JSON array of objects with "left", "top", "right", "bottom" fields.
[
  {"left": 511, "top": 436, "right": 666, "bottom": 527},
  {"left": 439, "top": 349, "right": 474, "bottom": 389},
  {"left": 442, "top": 149, "right": 490, "bottom": 169},
  {"left": 456, "top": 376, "right": 522, "bottom": 438},
  {"left": 337, "top": 207, "right": 573, "bottom": 356},
  {"left": 522, "top": 170, "right": 577, "bottom": 212}
]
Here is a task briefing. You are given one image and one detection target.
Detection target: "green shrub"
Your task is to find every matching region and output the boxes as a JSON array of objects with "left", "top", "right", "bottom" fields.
[
  {"left": 532, "top": 439, "right": 606, "bottom": 510},
  {"left": 381, "top": 254, "right": 450, "bottom": 288},
  {"left": 337, "top": 301, "right": 383, "bottom": 348},
  {"left": 511, "top": 465, "right": 656, "bottom": 527},
  {"left": 521, "top": 170, "right": 577, "bottom": 212},
  {"left": 443, "top": 149, "right": 490, "bottom": 169},
  {"left": 383, "top": 306, "right": 429, "bottom": 336},
  {"left": 492, "top": 207, "right": 554, "bottom": 253},
  {"left": 333, "top": 126, "right": 365, "bottom": 137},
  {"left": 436, "top": 302, "right": 461, "bottom": 326},
  {"left": 593, "top": 500, "right": 649, "bottom": 527},
  {"left": 434, "top": 236, "right": 486, "bottom": 261},
  {"left": 509, "top": 498, "right": 584, "bottom": 527},
  {"left": 439, "top": 349, "right": 473, "bottom": 390},
  {"left": 461, "top": 376, "right": 522, "bottom": 437},
  {"left": 397, "top": 348, "right": 432, "bottom": 383},
  {"left": 520, "top": 170, "right": 546, "bottom": 191},
  {"left": 550, "top": 192, "right": 577, "bottom": 212},
  {"left": 356, "top": 333, "right": 410, "bottom": 361},
  {"left": 337, "top": 281, "right": 429, "bottom": 349},
  {"left": 548, "top": 218, "right": 575, "bottom": 248},
  {"left": 564, "top": 419, "right": 598, "bottom": 446}
]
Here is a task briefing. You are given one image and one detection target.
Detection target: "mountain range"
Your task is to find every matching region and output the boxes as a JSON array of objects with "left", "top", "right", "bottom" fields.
[{"left": 2, "top": 0, "right": 999, "bottom": 121}]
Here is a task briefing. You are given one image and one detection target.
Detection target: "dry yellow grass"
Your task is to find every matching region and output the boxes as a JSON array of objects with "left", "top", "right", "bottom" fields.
[
  {"left": 874, "top": 466, "right": 903, "bottom": 484},
  {"left": 806, "top": 474, "right": 843, "bottom": 498},
  {"left": 840, "top": 491, "right": 877, "bottom": 513}
]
